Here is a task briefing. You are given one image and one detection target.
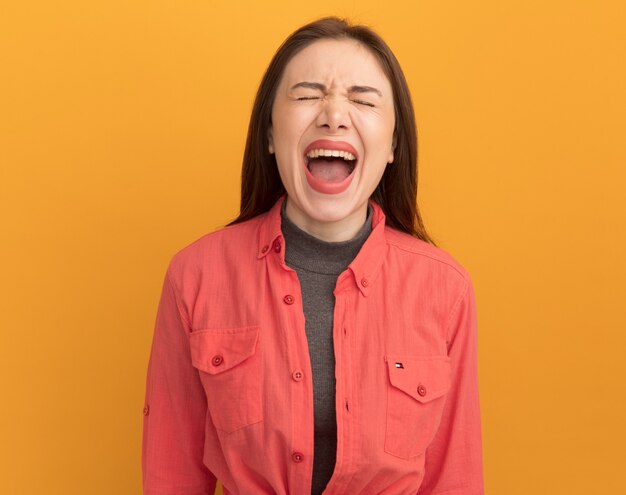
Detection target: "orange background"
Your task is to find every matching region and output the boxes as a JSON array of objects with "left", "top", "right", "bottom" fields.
[{"left": 1, "top": 1, "right": 625, "bottom": 493}]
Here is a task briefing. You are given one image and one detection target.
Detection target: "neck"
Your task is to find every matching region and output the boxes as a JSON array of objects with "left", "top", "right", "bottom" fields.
[{"left": 284, "top": 198, "right": 368, "bottom": 242}]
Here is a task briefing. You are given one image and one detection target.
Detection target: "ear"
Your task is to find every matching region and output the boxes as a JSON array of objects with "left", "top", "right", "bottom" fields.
[
  {"left": 387, "top": 133, "right": 397, "bottom": 164},
  {"left": 268, "top": 126, "right": 274, "bottom": 154}
]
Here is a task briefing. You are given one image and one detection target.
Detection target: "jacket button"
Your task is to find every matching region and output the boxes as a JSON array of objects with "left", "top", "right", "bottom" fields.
[
  {"left": 211, "top": 355, "right": 224, "bottom": 366},
  {"left": 360, "top": 277, "right": 369, "bottom": 287},
  {"left": 292, "top": 371, "right": 303, "bottom": 382},
  {"left": 283, "top": 294, "right": 295, "bottom": 305},
  {"left": 261, "top": 245, "right": 269, "bottom": 254},
  {"left": 273, "top": 239, "right": 282, "bottom": 253},
  {"left": 417, "top": 384, "right": 427, "bottom": 397},
  {"left": 143, "top": 405, "right": 150, "bottom": 416},
  {"left": 292, "top": 452, "right": 304, "bottom": 463}
]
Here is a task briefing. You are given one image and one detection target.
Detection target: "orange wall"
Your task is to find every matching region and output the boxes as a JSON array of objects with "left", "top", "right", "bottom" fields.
[{"left": 1, "top": 1, "right": 625, "bottom": 493}]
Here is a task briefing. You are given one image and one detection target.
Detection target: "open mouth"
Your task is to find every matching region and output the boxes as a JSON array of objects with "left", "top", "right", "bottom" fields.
[
  {"left": 301, "top": 140, "right": 360, "bottom": 194},
  {"left": 304, "top": 149, "right": 358, "bottom": 183}
]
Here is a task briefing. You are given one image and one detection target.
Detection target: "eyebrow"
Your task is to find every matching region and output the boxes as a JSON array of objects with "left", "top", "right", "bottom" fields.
[{"left": 290, "top": 81, "right": 383, "bottom": 97}]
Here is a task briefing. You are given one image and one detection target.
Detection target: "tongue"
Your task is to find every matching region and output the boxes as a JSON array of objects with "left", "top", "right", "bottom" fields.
[{"left": 308, "top": 158, "right": 351, "bottom": 182}]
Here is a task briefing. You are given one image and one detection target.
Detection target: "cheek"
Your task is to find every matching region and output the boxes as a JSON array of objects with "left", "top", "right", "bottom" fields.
[
  {"left": 355, "top": 115, "right": 394, "bottom": 152},
  {"left": 273, "top": 108, "right": 314, "bottom": 147}
]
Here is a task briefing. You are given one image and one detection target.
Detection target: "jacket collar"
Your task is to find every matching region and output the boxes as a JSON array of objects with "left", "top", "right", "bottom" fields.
[{"left": 257, "top": 194, "right": 388, "bottom": 297}]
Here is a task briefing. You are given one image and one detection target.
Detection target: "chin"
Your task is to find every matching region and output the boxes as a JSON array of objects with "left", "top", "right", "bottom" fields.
[{"left": 304, "top": 199, "right": 356, "bottom": 222}]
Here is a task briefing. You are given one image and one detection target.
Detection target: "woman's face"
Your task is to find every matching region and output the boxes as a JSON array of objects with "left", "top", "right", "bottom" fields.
[{"left": 268, "top": 38, "right": 396, "bottom": 240}]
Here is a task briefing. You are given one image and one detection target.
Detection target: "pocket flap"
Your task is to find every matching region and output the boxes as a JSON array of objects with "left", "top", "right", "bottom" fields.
[
  {"left": 190, "top": 326, "right": 260, "bottom": 375},
  {"left": 385, "top": 355, "right": 451, "bottom": 403}
]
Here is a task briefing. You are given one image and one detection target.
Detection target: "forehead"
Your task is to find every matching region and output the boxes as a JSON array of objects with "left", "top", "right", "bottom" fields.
[{"left": 279, "top": 38, "right": 391, "bottom": 91}]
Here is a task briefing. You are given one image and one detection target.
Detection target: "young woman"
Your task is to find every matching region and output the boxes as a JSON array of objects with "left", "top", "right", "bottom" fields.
[{"left": 142, "top": 16, "right": 484, "bottom": 495}]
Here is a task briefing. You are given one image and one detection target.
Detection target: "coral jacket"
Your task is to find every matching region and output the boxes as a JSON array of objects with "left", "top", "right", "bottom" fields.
[{"left": 142, "top": 194, "right": 484, "bottom": 494}]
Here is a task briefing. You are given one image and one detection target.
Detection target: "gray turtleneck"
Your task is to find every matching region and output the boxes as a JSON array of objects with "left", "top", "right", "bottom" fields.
[{"left": 280, "top": 200, "right": 373, "bottom": 495}]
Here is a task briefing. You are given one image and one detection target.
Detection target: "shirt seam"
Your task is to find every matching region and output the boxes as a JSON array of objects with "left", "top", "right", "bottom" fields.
[
  {"left": 385, "top": 239, "right": 469, "bottom": 281},
  {"left": 444, "top": 279, "right": 470, "bottom": 346},
  {"left": 165, "top": 263, "right": 193, "bottom": 331}
]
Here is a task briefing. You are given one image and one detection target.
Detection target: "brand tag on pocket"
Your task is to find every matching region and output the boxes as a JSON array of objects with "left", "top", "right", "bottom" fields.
[{"left": 395, "top": 362, "right": 404, "bottom": 369}]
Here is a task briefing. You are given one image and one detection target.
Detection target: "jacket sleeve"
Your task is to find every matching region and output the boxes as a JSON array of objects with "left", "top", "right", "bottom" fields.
[
  {"left": 418, "top": 279, "right": 485, "bottom": 495},
  {"left": 142, "top": 264, "right": 218, "bottom": 495}
]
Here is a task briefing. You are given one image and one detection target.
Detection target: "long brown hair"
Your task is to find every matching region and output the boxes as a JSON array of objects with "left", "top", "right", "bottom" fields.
[{"left": 226, "top": 16, "right": 435, "bottom": 245}]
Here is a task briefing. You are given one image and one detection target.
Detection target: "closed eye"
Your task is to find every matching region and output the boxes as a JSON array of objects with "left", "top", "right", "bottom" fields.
[
  {"left": 352, "top": 99, "right": 375, "bottom": 107},
  {"left": 296, "top": 96, "right": 375, "bottom": 108}
]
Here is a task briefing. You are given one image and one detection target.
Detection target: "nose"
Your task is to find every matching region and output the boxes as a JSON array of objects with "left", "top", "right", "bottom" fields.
[{"left": 315, "top": 96, "right": 351, "bottom": 132}]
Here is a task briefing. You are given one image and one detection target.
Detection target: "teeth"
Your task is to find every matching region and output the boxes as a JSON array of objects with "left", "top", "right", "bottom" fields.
[{"left": 305, "top": 149, "right": 356, "bottom": 161}]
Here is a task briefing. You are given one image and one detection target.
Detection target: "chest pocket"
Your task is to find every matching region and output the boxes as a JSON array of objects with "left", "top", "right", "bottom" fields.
[
  {"left": 189, "top": 326, "right": 263, "bottom": 434},
  {"left": 384, "top": 355, "right": 451, "bottom": 459}
]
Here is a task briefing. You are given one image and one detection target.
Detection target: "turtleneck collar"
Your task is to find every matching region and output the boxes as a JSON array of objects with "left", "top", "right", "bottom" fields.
[{"left": 280, "top": 199, "right": 374, "bottom": 276}]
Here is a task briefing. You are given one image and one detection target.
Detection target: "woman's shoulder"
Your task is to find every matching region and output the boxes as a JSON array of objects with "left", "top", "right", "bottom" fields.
[
  {"left": 166, "top": 213, "right": 267, "bottom": 277},
  {"left": 384, "top": 226, "right": 472, "bottom": 284}
]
